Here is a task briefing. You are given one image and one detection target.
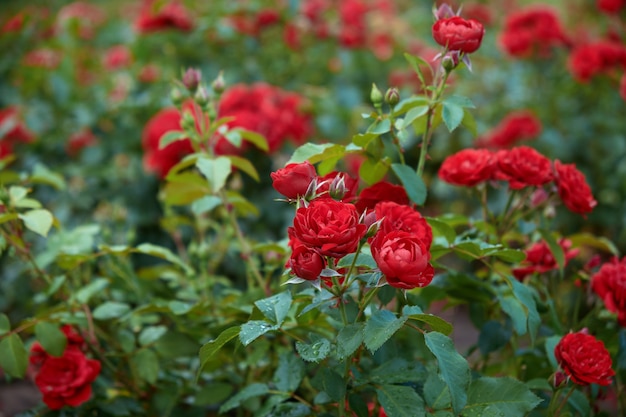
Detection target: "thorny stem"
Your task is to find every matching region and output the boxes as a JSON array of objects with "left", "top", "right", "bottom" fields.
[{"left": 416, "top": 70, "right": 450, "bottom": 177}]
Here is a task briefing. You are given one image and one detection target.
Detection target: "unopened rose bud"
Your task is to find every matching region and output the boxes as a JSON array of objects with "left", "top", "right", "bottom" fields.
[
  {"left": 170, "top": 87, "right": 184, "bottom": 106},
  {"left": 553, "top": 371, "right": 567, "bottom": 388},
  {"left": 182, "top": 68, "right": 201, "bottom": 92},
  {"left": 370, "top": 83, "right": 383, "bottom": 106},
  {"left": 304, "top": 177, "right": 318, "bottom": 201},
  {"left": 441, "top": 51, "right": 460, "bottom": 72},
  {"left": 194, "top": 86, "right": 209, "bottom": 106},
  {"left": 329, "top": 175, "right": 347, "bottom": 200},
  {"left": 384, "top": 87, "right": 400, "bottom": 106},
  {"left": 433, "top": 3, "right": 455, "bottom": 20},
  {"left": 212, "top": 71, "right": 226, "bottom": 94},
  {"left": 180, "top": 110, "right": 196, "bottom": 131}
]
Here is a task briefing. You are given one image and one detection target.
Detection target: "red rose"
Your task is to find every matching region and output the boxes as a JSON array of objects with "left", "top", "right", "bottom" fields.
[
  {"left": 103, "top": 45, "right": 132, "bottom": 70},
  {"left": 499, "top": 7, "right": 569, "bottom": 58},
  {"left": 66, "top": 129, "right": 98, "bottom": 157},
  {"left": 338, "top": 0, "right": 368, "bottom": 48},
  {"left": 598, "top": 0, "right": 626, "bottom": 13},
  {"left": 0, "top": 107, "right": 35, "bottom": 145},
  {"left": 371, "top": 230, "right": 434, "bottom": 289},
  {"left": 554, "top": 160, "right": 597, "bottom": 216},
  {"left": 591, "top": 257, "right": 626, "bottom": 326},
  {"left": 289, "top": 199, "right": 366, "bottom": 258},
  {"left": 141, "top": 107, "right": 194, "bottom": 178},
  {"left": 271, "top": 162, "right": 317, "bottom": 200},
  {"left": 476, "top": 110, "right": 542, "bottom": 148},
  {"left": 496, "top": 146, "right": 553, "bottom": 189},
  {"left": 354, "top": 181, "right": 409, "bottom": 214},
  {"left": 134, "top": 0, "right": 194, "bottom": 33},
  {"left": 513, "top": 238, "right": 579, "bottom": 280},
  {"left": 438, "top": 148, "right": 496, "bottom": 187},
  {"left": 288, "top": 240, "right": 326, "bottom": 280},
  {"left": 554, "top": 330, "right": 615, "bottom": 386},
  {"left": 432, "top": 16, "right": 485, "bottom": 54},
  {"left": 567, "top": 41, "right": 626, "bottom": 83},
  {"left": 374, "top": 201, "right": 432, "bottom": 248},
  {"left": 316, "top": 171, "right": 359, "bottom": 201}
]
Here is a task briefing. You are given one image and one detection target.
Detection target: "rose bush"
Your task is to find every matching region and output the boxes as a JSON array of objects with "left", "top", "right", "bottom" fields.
[{"left": 0, "top": 1, "right": 625, "bottom": 417}]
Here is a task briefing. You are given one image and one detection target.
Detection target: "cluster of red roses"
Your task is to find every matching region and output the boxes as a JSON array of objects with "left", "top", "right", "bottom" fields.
[
  {"left": 513, "top": 238, "right": 580, "bottom": 280},
  {"left": 29, "top": 326, "right": 101, "bottom": 410},
  {"left": 142, "top": 83, "right": 313, "bottom": 178},
  {"left": 592, "top": 256, "right": 626, "bottom": 327},
  {"left": 475, "top": 110, "right": 542, "bottom": 149},
  {"left": 438, "top": 146, "right": 597, "bottom": 216},
  {"left": 271, "top": 161, "right": 434, "bottom": 290}
]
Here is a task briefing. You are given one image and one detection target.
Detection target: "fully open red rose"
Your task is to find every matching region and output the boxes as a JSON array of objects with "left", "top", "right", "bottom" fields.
[
  {"left": 371, "top": 230, "right": 434, "bottom": 289},
  {"left": 554, "top": 160, "right": 597, "bottom": 216},
  {"left": 289, "top": 198, "right": 366, "bottom": 258},
  {"left": 513, "top": 238, "right": 579, "bottom": 280},
  {"left": 432, "top": 16, "right": 485, "bottom": 54},
  {"left": 476, "top": 110, "right": 542, "bottom": 149},
  {"left": 555, "top": 330, "right": 615, "bottom": 386},
  {"left": 499, "top": 7, "right": 569, "bottom": 58},
  {"left": 271, "top": 162, "right": 317, "bottom": 200},
  {"left": 438, "top": 148, "right": 496, "bottom": 187},
  {"left": 592, "top": 256, "right": 626, "bottom": 326},
  {"left": 374, "top": 201, "right": 432, "bottom": 249},
  {"left": 496, "top": 146, "right": 553, "bottom": 189}
]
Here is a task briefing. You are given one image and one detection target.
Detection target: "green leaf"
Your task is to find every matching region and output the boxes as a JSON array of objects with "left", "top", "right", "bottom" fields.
[
  {"left": 487, "top": 248, "right": 526, "bottom": 263},
  {"left": 314, "top": 368, "right": 345, "bottom": 402},
  {"left": 544, "top": 335, "right": 561, "bottom": 369},
  {"left": 139, "top": 325, "right": 168, "bottom": 346},
  {"left": 376, "top": 385, "right": 426, "bottom": 417},
  {"left": 368, "top": 358, "right": 427, "bottom": 385},
  {"left": 34, "top": 322, "right": 67, "bottom": 357},
  {"left": 9, "top": 186, "right": 29, "bottom": 203},
  {"left": 288, "top": 143, "right": 338, "bottom": 164},
  {"left": 401, "top": 105, "right": 429, "bottom": 127},
  {"left": 403, "top": 53, "right": 429, "bottom": 88},
  {"left": 73, "top": 278, "right": 109, "bottom": 304},
  {"left": 511, "top": 279, "right": 540, "bottom": 345},
  {"left": 31, "top": 163, "right": 66, "bottom": 190},
  {"left": 191, "top": 195, "right": 222, "bottom": 215},
  {"left": 567, "top": 389, "right": 591, "bottom": 417},
  {"left": 363, "top": 309, "right": 407, "bottom": 353},
  {"left": 198, "top": 326, "right": 240, "bottom": 377},
  {"left": 159, "top": 130, "right": 188, "bottom": 149},
  {"left": 462, "top": 377, "right": 543, "bottom": 416},
  {"left": 195, "top": 382, "right": 233, "bottom": 406},
  {"left": 227, "top": 155, "right": 260, "bottom": 182},
  {"left": 0, "top": 334, "right": 28, "bottom": 378},
  {"left": 424, "top": 332, "right": 470, "bottom": 415},
  {"left": 442, "top": 101, "right": 464, "bottom": 132},
  {"left": 359, "top": 158, "right": 389, "bottom": 185},
  {"left": 0, "top": 314, "right": 10, "bottom": 336},
  {"left": 478, "top": 321, "right": 511, "bottom": 355},
  {"left": 538, "top": 229, "right": 565, "bottom": 273},
  {"left": 391, "top": 163, "right": 427, "bottom": 205},
  {"left": 461, "top": 111, "right": 478, "bottom": 137},
  {"left": 336, "top": 251, "right": 377, "bottom": 270},
  {"left": 426, "top": 217, "right": 456, "bottom": 245},
  {"left": 219, "top": 383, "right": 269, "bottom": 413},
  {"left": 92, "top": 301, "right": 131, "bottom": 320},
  {"left": 568, "top": 232, "right": 618, "bottom": 255},
  {"left": 352, "top": 132, "right": 379, "bottom": 147},
  {"left": 196, "top": 156, "right": 232, "bottom": 193},
  {"left": 424, "top": 370, "right": 452, "bottom": 411},
  {"left": 135, "top": 243, "right": 193, "bottom": 274},
  {"left": 498, "top": 295, "right": 527, "bottom": 336},
  {"left": 239, "top": 321, "right": 278, "bottom": 346},
  {"left": 367, "top": 119, "right": 391, "bottom": 135},
  {"left": 254, "top": 291, "right": 292, "bottom": 325},
  {"left": 19, "top": 209, "right": 53, "bottom": 237},
  {"left": 445, "top": 95, "right": 475, "bottom": 109},
  {"left": 296, "top": 337, "right": 331, "bottom": 363},
  {"left": 406, "top": 313, "right": 453, "bottom": 336},
  {"left": 273, "top": 353, "right": 305, "bottom": 392},
  {"left": 336, "top": 323, "right": 364, "bottom": 360},
  {"left": 237, "top": 128, "right": 269, "bottom": 152},
  {"left": 132, "top": 349, "right": 159, "bottom": 385}
]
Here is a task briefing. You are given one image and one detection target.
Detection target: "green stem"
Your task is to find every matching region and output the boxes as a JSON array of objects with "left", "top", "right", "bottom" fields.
[
  {"left": 554, "top": 385, "right": 577, "bottom": 416},
  {"left": 416, "top": 71, "right": 450, "bottom": 177}
]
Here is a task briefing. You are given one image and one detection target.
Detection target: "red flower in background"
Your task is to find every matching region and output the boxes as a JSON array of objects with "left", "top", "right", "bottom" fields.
[
  {"left": 354, "top": 181, "right": 409, "bottom": 214},
  {"left": 438, "top": 148, "right": 496, "bottom": 187},
  {"left": 338, "top": 0, "right": 369, "bottom": 48},
  {"left": 289, "top": 198, "right": 366, "bottom": 258},
  {"left": 271, "top": 162, "right": 317, "bottom": 200},
  {"left": 0, "top": 107, "right": 35, "bottom": 158},
  {"left": 592, "top": 256, "right": 626, "bottom": 326},
  {"left": 371, "top": 230, "right": 434, "bottom": 289},
  {"left": 567, "top": 41, "right": 626, "bottom": 82},
  {"left": 22, "top": 48, "right": 63, "bottom": 69},
  {"left": 135, "top": 0, "right": 194, "bottom": 33},
  {"left": 56, "top": 1, "right": 106, "bottom": 39},
  {"left": 30, "top": 325, "right": 101, "bottom": 410},
  {"left": 554, "top": 160, "right": 597, "bottom": 216},
  {"left": 432, "top": 16, "right": 485, "bottom": 54},
  {"left": 476, "top": 110, "right": 542, "bottom": 149},
  {"left": 496, "top": 146, "right": 553, "bottom": 190},
  {"left": 499, "top": 7, "right": 569, "bottom": 58},
  {"left": 513, "top": 238, "right": 579, "bottom": 280},
  {"left": 555, "top": 330, "right": 615, "bottom": 386},
  {"left": 141, "top": 108, "right": 194, "bottom": 178},
  {"left": 66, "top": 129, "right": 98, "bottom": 157},
  {"left": 103, "top": 45, "right": 132, "bottom": 71},
  {"left": 598, "top": 0, "right": 626, "bottom": 13},
  {"left": 217, "top": 83, "right": 312, "bottom": 154}
]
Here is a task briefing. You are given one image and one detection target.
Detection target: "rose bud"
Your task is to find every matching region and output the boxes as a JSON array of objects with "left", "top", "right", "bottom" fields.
[
  {"left": 271, "top": 161, "right": 317, "bottom": 200},
  {"left": 182, "top": 68, "right": 201, "bottom": 92},
  {"left": 432, "top": 16, "right": 485, "bottom": 54},
  {"left": 384, "top": 87, "right": 400, "bottom": 106}
]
